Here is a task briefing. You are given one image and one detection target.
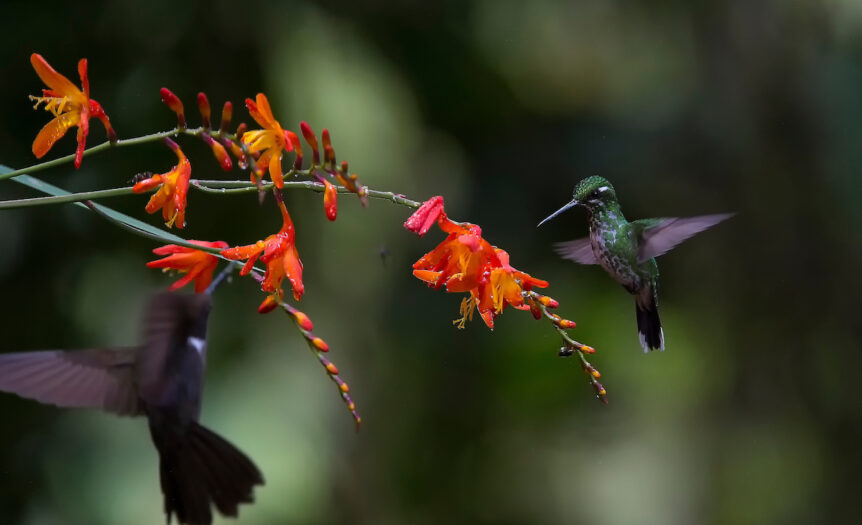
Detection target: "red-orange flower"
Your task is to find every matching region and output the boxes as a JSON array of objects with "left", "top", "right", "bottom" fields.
[
  {"left": 132, "top": 138, "right": 191, "bottom": 228},
  {"left": 221, "top": 199, "right": 304, "bottom": 300},
  {"left": 242, "top": 93, "right": 293, "bottom": 188},
  {"left": 403, "top": 196, "right": 445, "bottom": 237},
  {"left": 322, "top": 179, "right": 338, "bottom": 221},
  {"left": 408, "top": 197, "right": 548, "bottom": 329},
  {"left": 147, "top": 240, "right": 229, "bottom": 293},
  {"left": 29, "top": 53, "right": 116, "bottom": 169},
  {"left": 412, "top": 217, "right": 498, "bottom": 293}
]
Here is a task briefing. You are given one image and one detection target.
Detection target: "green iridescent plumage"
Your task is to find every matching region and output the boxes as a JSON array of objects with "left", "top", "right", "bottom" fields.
[{"left": 539, "top": 176, "right": 732, "bottom": 352}]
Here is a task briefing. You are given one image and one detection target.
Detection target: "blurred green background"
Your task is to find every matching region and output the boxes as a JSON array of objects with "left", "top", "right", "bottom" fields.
[{"left": 1, "top": 0, "right": 861, "bottom": 524}]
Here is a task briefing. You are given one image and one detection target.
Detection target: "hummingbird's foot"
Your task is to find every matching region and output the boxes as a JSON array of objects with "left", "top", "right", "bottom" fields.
[{"left": 558, "top": 346, "right": 574, "bottom": 357}]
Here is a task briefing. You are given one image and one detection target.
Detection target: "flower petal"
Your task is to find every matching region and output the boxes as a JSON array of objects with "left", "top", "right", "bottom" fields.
[
  {"left": 30, "top": 54, "right": 83, "bottom": 101},
  {"left": 32, "top": 110, "right": 81, "bottom": 159}
]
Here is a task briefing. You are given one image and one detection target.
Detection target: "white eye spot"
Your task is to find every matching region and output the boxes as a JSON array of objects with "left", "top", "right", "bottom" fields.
[
  {"left": 597, "top": 186, "right": 609, "bottom": 193},
  {"left": 188, "top": 336, "right": 206, "bottom": 355}
]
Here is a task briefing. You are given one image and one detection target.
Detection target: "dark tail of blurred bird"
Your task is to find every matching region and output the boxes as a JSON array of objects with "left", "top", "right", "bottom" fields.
[
  {"left": 635, "top": 286, "right": 664, "bottom": 352},
  {"left": 151, "top": 421, "right": 264, "bottom": 525}
]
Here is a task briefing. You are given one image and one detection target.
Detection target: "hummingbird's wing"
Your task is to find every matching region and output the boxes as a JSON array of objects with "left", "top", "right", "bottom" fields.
[
  {"left": 0, "top": 348, "right": 140, "bottom": 415},
  {"left": 634, "top": 213, "right": 734, "bottom": 263},
  {"left": 554, "top": 237, "right": 598, "bottom": 265}
]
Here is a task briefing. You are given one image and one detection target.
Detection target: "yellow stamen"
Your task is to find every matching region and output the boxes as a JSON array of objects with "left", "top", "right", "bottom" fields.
[
  {"left": 165, "top": 211, "right": 179, "bottom": 228},
  {"left": 29, "top": 95, "right": 73, "bottom": 117},
  {"left": 453, "top": 295, "right": 476, "bottom": 329}
]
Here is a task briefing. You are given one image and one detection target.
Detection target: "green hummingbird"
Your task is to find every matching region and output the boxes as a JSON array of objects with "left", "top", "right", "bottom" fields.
[{"left": 538, "top": 176, "right": 732, "bottom": 352}]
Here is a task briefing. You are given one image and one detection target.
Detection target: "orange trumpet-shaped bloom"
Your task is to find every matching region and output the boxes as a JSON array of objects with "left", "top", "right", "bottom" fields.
[
  {"left": 412, "top": 217, "right": 498, "bottom": 293},
  {"left": 132, "top": 138, "right": 192, "bottom": 228},
  {"left": 29, "top": 53, "right": 116, "bottom": 169},
  {"left": 242, "top": 93, "right": 293, "bottom": 188},
  {"left": 221, "top": 199, "right": 304, "bottom": 300},
  {"left": 480, "top": 248, "right": 548, "bottom": 319},
  {"left": 147, "top": 240, "right": 229, "bottom": 293},
  {"left": 408, "top": 197, "right": 548, "bottom": 329}
]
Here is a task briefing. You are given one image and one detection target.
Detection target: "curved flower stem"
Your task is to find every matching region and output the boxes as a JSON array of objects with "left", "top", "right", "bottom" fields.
[
  {"left": 82, "top": 200, "right": 220, "bottom": 253},
  {"left": 191, "top": 179, "right": 422, "bottom": 207},
  {"left": 0, "top": 186, "right": 136, "bottom": 209},
  {"left": 524, "top": 290, "right": 607, "bottom": 403},
  {"left": 0, "top": 179, "right": 422, "bottom": 210},
  {"left": 0, "top": 127, "right": 215, "bottom": 182}
]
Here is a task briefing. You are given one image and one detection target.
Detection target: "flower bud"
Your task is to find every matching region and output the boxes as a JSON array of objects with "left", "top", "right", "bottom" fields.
[
  {"left": 538, "top": 295, "right": 559, "bottom": 309},
  {"left": 197, "top": 92, "right": 211, "bottom": 129},
  {"left": 220, "top": 101, "right": 232, "bottom": 133},
  {"left": 160, "top": 87, "right": 185, "bottom": 129},
  {"left": 557, "top": 319, "right": 576, "bottom": 329},
  {"left": 201, "top": 132, "right": 232, "bottom": 171},
  {"left": 323, "top": 179, "right": 338, "bottom": 221},
  {"left": 311, "top": 337, "right": 329, "bottom": 352},
  {"left": 257, "top": 295, "right": 279, "bottom": 314},
  {"left": 300, "top": 121, "right": 320, "bottom": 165},
  {"left": 403, "top": 196, "right": 445, "bottom": 237},
  {"left": 222, "top": 138, "right": 248, "bottom": 169},
  {"left": 528, "top": 298, "right": 542, "bottom": 320},
  {"left": 292, "top": 310, "right": 314, "bottom": 331},
  {"left": 322, "top": 129, "right": 335, "bottom": 168},
  {"left": 285, "top": 130, "right": 303, "bottom": 169}
]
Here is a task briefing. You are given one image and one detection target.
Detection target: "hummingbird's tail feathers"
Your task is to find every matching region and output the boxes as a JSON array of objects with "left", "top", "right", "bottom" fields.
[
  {"left": 554, "top": 237, "right": 599, "bottom": 265},
  {"left": 0, "top": 349, "right": 140, "bottom": 415},
  {"left": 156, "top": 421, "right": 264, "bottom": 525},
  {"left": 635, "top": 289, "right": 664, "bottom": 352},
  {"left": 635, "top": 213, "right": 734, "bottom": 264}
]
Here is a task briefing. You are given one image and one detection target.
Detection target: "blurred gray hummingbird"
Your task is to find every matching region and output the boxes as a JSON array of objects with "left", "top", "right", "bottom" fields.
[
  {"left": 538, "top": 176, "right": 732, "bottom": 352},
  {"left": 0, "top": 285, "right": 263, "bottom": 525}
]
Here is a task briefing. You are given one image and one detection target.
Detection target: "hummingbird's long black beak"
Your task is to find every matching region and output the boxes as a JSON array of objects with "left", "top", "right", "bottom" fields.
[{"left": 537, "top": 199, "right": 578, "bottom": 227}]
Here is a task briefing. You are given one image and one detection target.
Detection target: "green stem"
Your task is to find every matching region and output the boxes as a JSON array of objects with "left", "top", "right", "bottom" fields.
[
  {"left": 0, "top": 179, "right": 422, "bottom": 210},
  {"left": 524, "top": 290, "right": 606, "bottom": 402},
  {"left": 0, "top": 127, "right": 207, "bottom": 182},
  {"left": 191, "top": 179, "right": 422, "bottom": 207},
  {"left": 82, "top": 200, "right": 221, "bottom": 254},
  {"left": 0, "top": 186, "right": 136, "bottom": 209}
]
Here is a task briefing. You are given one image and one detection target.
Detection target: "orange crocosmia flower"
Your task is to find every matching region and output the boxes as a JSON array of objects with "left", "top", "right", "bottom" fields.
[
  {"left": 147, "top": 240, "right": 229, "bottom": 293},
  {"left": 132, "top": 138, "right": 191, "bottom": 229},
  {"left": 29, "top": 53, "right": 116, "bottom": 169},
  {"left": 412, "top": 217, "right": 499, "bottom": 293},
  {"left": 221, "top": 199, "right": 304, "bottom": 301},
  {"left": 242, "top": 93, "right": 293, "bottom": 189},
  {"left": 410, "top": 197, "right": 549, "bottom": 329},
  {"left": 476, "top": 248, "right": 548, "bottom": 326}
]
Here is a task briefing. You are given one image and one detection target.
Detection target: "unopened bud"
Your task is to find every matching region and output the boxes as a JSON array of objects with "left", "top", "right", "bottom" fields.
[
  {"left": 323, "top": 179, "right": 338, "bottom": 221},
  {"left": 311, "top": 337, "right": 329, "bottom": 352},
  {"left": 558, "top": 319, "right": 576, "bottom": 329},
  {"left": 257, "top": 295, "right": 278, "bottom": 314},
  {"left": 300, "top": 121, "right": 320, "bottom": 165},
  {"left": 285, "top": 130, "right": 303, "bottom": 169},
  {"left": 201, "top": 132, "right": 232, "bottom": 171},
  {"left": 160, "top": 88, "right": 185, "bottom": 129},
  {"left": 220, "top": 101, "right": 233, "bottom": 133},
  {"left": 322, "top": 129, "right": 335, "bottom": 167},
  {"left": 197, "top": 92, "right": 211, "bottom": 128},
  {"left": 528, "top": 298, "right": 542, "bottom": 320},
  {"left": 538, "top": 295, "right": 559, "bottom": 309},
  {"left": 292, "top": 310, "right": 314, "bottom": 331}
]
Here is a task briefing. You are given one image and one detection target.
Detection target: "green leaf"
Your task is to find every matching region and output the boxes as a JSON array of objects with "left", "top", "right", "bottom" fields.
[{"left": 0, "top": 164, "right": 208, "bottom": 251}]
